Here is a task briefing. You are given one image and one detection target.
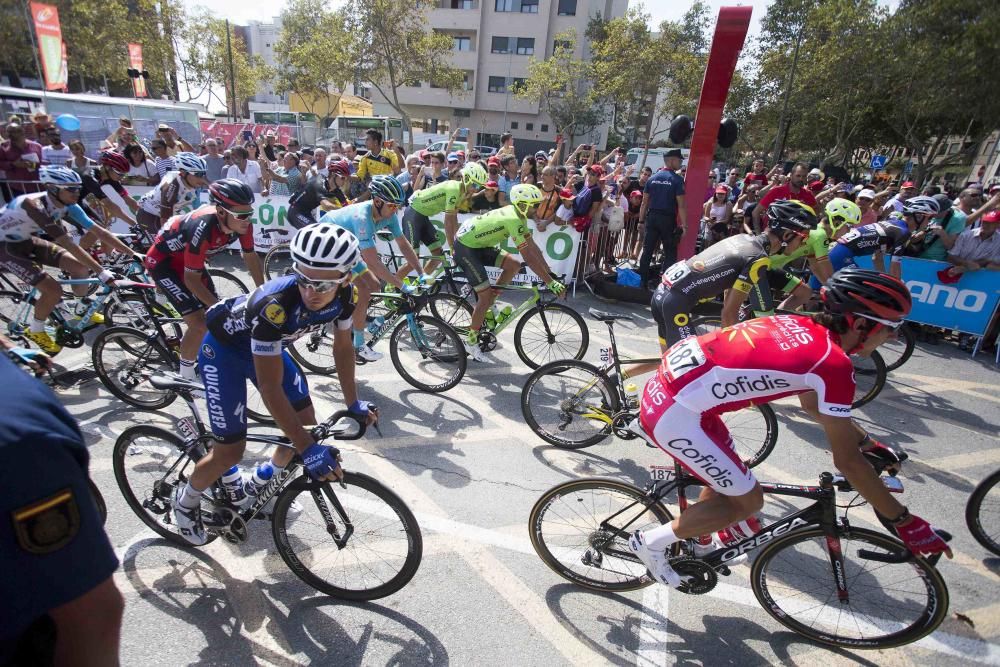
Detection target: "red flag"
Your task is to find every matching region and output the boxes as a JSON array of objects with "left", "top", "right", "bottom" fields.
[
  {"left": 29, "top": 3, "right": 67, "bottom": 91},
  {"left": 128, "top": 43, "right": 147, "bottom": 98}
]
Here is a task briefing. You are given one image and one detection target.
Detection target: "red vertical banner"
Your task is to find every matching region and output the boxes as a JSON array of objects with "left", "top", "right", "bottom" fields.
[
  {"left": 127, "top": 43, "right": 148, "bottom": 98},
  {"left": 29, "top": 2, "right": 67, "bottom": 91}
]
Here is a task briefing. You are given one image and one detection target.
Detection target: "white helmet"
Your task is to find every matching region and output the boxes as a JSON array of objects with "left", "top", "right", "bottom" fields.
[
  {"left": 39, "top": 165, "right": 83, "bottom": 187},
  {"left": 291, "top": 223, "right": 360, "bottom": 272},
  {"left": 902, "top": 195, "right": 939, "bottom": 216},
  {"left": 174, "top": 152, "right": 207, "bottom": 175}
]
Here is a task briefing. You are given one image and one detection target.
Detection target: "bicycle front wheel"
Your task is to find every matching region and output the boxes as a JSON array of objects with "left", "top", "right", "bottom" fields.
[
  {"left": 288, "top": 324, "right": 338, "bottom": 374},
  {"left": 264, "top": 244, "right": 294, "bottom": 281},
  {"left": 514, "top": 303, "right": 589, "bottom": 369},
  {"left": 722, "top": 404, "right": 778, "bottom": 469},
  {"left": 966, "top": 468, "right": 1000, "bottom": 556},
  {"left": 389, "top": 315, "right": 466, "bottom": 393},
  {"left": 428, "top": 292, "right": 474, "bottom": 331},
  {"left": 92, "top": 326, "right": 177, "bottom": 409},
  {"left": 852, "top": 350, "right": 887, "bottom": 408},
  {"left": 751, "top": 526, "right": 949, "bottom": 649},
  {"left": 207, "top": 269, "right": 249, "bottom": 300},
  {"left": 880, "top": 323, "right": 916, "bottom": 372},
  {"left": 272, "top": 472, "right": 422, "bottom": 600},
  {"left": 521, "top": 359, "right": 619, "bottom": 449},
  {"left": 529, "top": 478, "right": 673, "bottom": 592}
]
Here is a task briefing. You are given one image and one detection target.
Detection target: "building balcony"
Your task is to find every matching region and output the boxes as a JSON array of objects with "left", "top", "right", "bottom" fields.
[
  {"left": 450, "top": 50, "right": 478, "bottom": 70},
  {"left": 429, "top": 7, "right": 481, "bottom": 31},
  {"left": 395, "top": 85, "right": 476, "bottom": 109}
]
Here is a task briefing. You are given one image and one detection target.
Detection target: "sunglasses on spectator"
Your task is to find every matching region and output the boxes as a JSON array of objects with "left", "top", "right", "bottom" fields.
[
  {"left": 292, "top": 266, "right": 350, "bottom": 292},
  {"left": 448, "top": 159, "right": 458, "bottom": 164},
  {"left": 858, "top": 313, "right": 904, "bottom": 330},
  {"left": 220, "top": 207, "right": 253, "bottom": 220}
]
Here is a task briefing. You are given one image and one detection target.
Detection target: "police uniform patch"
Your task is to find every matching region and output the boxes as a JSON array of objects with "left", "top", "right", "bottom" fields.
[
  {"left": 12, "top": 488, "right": 80, "bottom": 554},
  {"left": 264, "top": 302, "right": 287, "bottom": 325}
]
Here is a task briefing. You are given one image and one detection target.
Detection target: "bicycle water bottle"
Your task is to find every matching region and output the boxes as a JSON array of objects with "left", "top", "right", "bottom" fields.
[
  {"left": 624, "top": 382, "right": 640, "bottom": 409},
  {"left": 243, "top": 462, "right": 274, "bottom": 498},
  {"left": 484, "top": 306, "right": 498, "bottom": 329},
  {"left": 715, "top": 516, "right": 762, "bottom": 546},
  {"left": 221, "top": 465, "right": 249, "bottom": 507},
  {"left": 496, "top": 305, "right": 514, "bottom": 326},
  {"left": 367, "top": 315, "right": 385, "bottom": 335}
]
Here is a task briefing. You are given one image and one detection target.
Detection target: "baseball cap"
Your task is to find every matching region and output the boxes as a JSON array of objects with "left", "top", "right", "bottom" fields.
[
  {"left": 990, "top": 183, "right": 1000, "bottom": 193},
  {"left": 587, "top": 164, "right": 605, "bottom": 177},
  {"left": 157, "top": 123, "right": 171, "bottom": 131},
  {"left": 534, "top": 151, "right": 548, "bottom": 160},
  {"left": 901, "top": 181, "right": 916, "bottom": 188},
  {"left": 628, "top": 189, "right": 643, "bottom": 199},
  {"left": 808, "top": 167, "right": 823, "bottom": 178},
  {"left": 456, "top": 150, "right": 465, "bottom": 158},
  {"left": 447, "top": 152, "right": 459, "bottom": 162},
  {"left": 487, "top": 156, "right": 501, "bottom": 167},
  {"left": 807, "top": 181, "right": 825, "bottom": 193},
  {"left": 559, "top": 187, "right": 575, "bottom": 199},
  {"left": 858, "top": 188, "right": 876, "bottom": 200},
  {"left": 715, "top": 185, "right": 729, "bottom": 194},
  {"left": 485, "top": 180, "right": 499, "bottom": 189},
  {"left": 418, "top": 149, "right": 429, "bottom": 161},
  {"left": 932, "top": 194, "right": 953, "bottom": 214}
]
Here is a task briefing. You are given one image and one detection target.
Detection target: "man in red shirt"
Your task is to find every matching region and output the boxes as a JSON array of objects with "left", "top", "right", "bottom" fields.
[
  {"left": 0, "top": 124, "right": 44, "bottom": 198},
  {"left": 752, "top": 162, "right": 817, "bottom": 232}
]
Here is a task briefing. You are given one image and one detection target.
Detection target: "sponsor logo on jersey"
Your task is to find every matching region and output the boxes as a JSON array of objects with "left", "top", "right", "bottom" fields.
[
  {"left": 711, "top": 374, "right": 791, "bottom": 399},
  {"left": 691, "top": 259, "right": 706, "bottom": 272},
  {"left": 662, "top": 437, "right": 743, "bottom": 488},
  {"left": 264, "top": 302, "right": 287, "bottom": 325},
  {"left": 201, "top": 343, "right": 215, "bottom": 359},
  {"left": 201, "top": 364, "right": 228, "bottom": 432}
]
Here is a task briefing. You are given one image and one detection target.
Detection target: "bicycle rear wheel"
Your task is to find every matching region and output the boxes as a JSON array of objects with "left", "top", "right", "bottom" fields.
[
  {"left": 389, "top": 315, "right": 466, "bottom": 392},
  {"left": 852, "top": 350, "right": 887, "bottom": 408},
  {"left": 103, "top": 294, "right": 182, "bottom": 340},
  {"left": 514, "top": 303, "right": 589, "bottom": 369},
  {"left": 722, "top": 404, "right": 778, "bottom": 469},
  {"left": 288, "top": 324, "right": 338, "bottom": 374},
  {"left": 529, "top": 478, "right": 673, "bottom": 592},
  {"left": 207, "top": 269, "right": 249, "bottom": 301},
  {"left": 966, "top": 468, "right": 1000, "bottom": 557},
  {"left": 264, "top": 244, "right": 293, "bottom": 281},
  {"left": 428, "top": 293, "right": 474, "bottom": 331},
  {"left": 751, "top": 526, "right": 948, "bottom": 649},
  {"left": 0, "top": 290, "right": 30, "bottom": 340},
  {"left": 272, "top": 472, "right": 422, "bottom": 600},
  {"left": 521, "top": 359, "right": 619, "bottom": 449},
  {"left": 92, "top": 326, "right": 177, "bottom": 409}
]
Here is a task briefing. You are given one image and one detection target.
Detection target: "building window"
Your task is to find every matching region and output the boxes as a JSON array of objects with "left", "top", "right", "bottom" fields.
[
  {"left": 495, "top": 0, "right": 514, "bottom": 11},
  {"left": 553, "top": 39, "right": 571, "bottom": 52},
  {"left": 520, "top": 0, "right": 539, "bottom": 13},
  {"left": 947, "top": 143, "right": 960, "bottom": 154},
  {"left": 491, "top": 36, "right": 510, "bottom": 53},
  {"left": 488, "top": 76, "right": 507, "bottom": 93},
  {"left": 510, "top": 77, "right": 527, "bottom": 93},
  {"left": 541, "top": 124, "right": 549, "bottom": 132},
  {"left": 445, "top": 0, "right": 474, "bottom": 8},
  {"left": 526, "top": 122, "right": 534, "bottom": 131},
  {"left": 462, "top": 71, "right": 474, "bottom": 90},
  {"left": 557, "top": 0, "right": 577, "bottom": 15},
  {"left": 516, "top": 38, "right": 535, "bottom": 55},
  {"left": 454, "top": 36, "right": 471, "bottom": 51},
  {"left": 510, "top": 122, "right": 519, "bottom": 129},
  {"left": 455, "top": 108, "right": 472, "bottom": 118}
]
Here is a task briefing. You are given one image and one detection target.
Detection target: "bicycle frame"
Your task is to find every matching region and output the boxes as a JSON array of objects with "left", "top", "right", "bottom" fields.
[{"left": 366, "top": 288, "right": 434, "bottom": 349}]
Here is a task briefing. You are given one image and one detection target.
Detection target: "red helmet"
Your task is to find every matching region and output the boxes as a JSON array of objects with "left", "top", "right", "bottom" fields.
[
  {"left": 329, "top": 159, "right": 350, "bottom": 178},
  {"left": 99, "top": 150, "right": 130, "bottom": 174}
]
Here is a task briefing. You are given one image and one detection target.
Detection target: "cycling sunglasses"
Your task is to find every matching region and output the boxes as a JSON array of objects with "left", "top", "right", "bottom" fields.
[
  {"left": 857, "top": 313, "right": 904, "bottom": 330},
  {"left": 292, "top": 266, "right": 350, "bottom": 293},
  {"left": 220, "top": 207, "right": 253, "bottom": 220},
  {"left": 59, "top": 186, "right": 82, "bottom": 194}
]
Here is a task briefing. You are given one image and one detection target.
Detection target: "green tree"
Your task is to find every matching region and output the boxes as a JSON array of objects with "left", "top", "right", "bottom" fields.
[{"left": 0, "top": 0, "right": 37, "bottom": 89}]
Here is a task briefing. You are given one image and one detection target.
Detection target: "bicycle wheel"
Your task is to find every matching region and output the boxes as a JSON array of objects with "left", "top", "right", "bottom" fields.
[
  {"left": 428, "top": 292, "right": 474, "bottom": 331},
  {"left": 113, "top": 425, "right": 217, "bottom": 546},
  {"left": 88, "top": 478, "right": 108, "bottom": 526},
  {"left": 722, "top": 404, "right": 778, "bottom": 469},
  {"left": 529, "top": 478, "right": 673, "bottom": 592},
  {"left": 514, "top": 303, "right": 589, "bottom": 369},
  {"left": 207, "top": 269, "right": 249, "bottom": 300},
  {"left": 103, "top": 294, "right": 182, "bottom": 340},
  {"left": 264, "top": 244, "right": 294, "bottom": 281},
  {"left": 852, "top": 350, "right": 887, "bottom": 408},
  {"left": 272, "top": 471, "right": 422, "bottom": 600},
  {"left": 389, "top": 315, "right": 466, "bottom": 393},
  {"left": 288, "top": 324, "right": 337, "bottom": 374},
  {"left": 880, "top": 323, "right": 916, "bottom": 372},
  {"left": 0, "top": 290, "right": 29, "bottom": 339},
  {"left": 689, "top": 315, "right": 722, "bottom": 336},
  {"left": 966, "top": 468, "right": 1000, "bottom": 556},
  {"left": 246, "top": 383, "right": 274, "bottom": 425},
  {"left": 751, "top": 526, "right": 948, "bottom": 649},
  {"left": 521, "top": 359, "right": 620, "bottom": 449},
  {"left": 93, "top": 326, "right": 177, "bottom": 409}
]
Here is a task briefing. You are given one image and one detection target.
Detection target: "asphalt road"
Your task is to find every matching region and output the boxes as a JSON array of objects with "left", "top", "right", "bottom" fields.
[{"left": 43, "top": 264, "right": 1000, "bottom": 666}]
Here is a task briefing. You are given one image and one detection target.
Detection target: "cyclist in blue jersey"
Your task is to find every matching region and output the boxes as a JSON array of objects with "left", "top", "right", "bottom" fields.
[
  {"left": 318, "top": 175, "right": 421, "bottom": 361},
  {"left": 172, "top": 223, "right": 377, "bottom": 545}
]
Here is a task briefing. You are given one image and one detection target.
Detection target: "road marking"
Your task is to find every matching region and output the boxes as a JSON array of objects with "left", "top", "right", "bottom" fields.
[
  {"left": 917, "top": 449, "right": 1000, "bottom": 472},
  {"left": 636, "top": 585, "right": 670, "bottom": 667}
]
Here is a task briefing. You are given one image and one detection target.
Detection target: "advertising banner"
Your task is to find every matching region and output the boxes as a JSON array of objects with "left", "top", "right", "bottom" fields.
[
  {"left": 29, "top": 2, "right": 67, "bottom": 91},
  {"left": 199, "top": 121, "right": 297, "bottom": 150},
  {"left": 127, "top": 43, "right": 147, "bottom": 98}
]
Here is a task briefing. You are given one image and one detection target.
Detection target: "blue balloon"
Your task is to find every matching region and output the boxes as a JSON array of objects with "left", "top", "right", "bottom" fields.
[{"left": 55, "top": 114, "right": 80, "bottom": 131}]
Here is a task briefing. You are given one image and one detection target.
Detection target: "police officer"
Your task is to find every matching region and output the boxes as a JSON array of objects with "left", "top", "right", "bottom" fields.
[
  {"left": 638, "top": 148, "right": 688, "bottom": 289},
  {"left": 0, "top": 352, "right": 123, "bottom": 665}
]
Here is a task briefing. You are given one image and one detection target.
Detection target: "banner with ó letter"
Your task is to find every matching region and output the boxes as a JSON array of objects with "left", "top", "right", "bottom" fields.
[
  {"left": 127, "top": 43, "right": 147, "bottom": 98},
  {"left": 29, "top": 3, "right": 67, "bottom": 91}
]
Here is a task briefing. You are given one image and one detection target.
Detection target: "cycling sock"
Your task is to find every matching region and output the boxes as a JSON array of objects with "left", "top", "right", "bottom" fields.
[
  {"left": 466, "top": 330, "right": 479, "bottom": 345},
  {"left": 30, "top": 318, "right": 46, "bottom": 333},
  {"left": 179, "top": 359, "right": 197, "bottom": 380},
  {"left": 353, "top": 329, "right": 364, "bottom": 348},
  {"left": 643, "top": 522, "right": 680, "bottom": 551},
  {"left": 178, "top": 482, "right": 203, "bottom": 509}
]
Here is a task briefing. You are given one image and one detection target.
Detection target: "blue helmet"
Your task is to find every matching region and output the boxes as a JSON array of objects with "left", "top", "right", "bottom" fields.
[{"left": 368, "top": 175, "right": 405, "bottom": 206}]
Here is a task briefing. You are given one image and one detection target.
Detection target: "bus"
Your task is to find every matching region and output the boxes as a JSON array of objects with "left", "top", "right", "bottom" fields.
[{"left": 322, "top": 116, "right": 404, "bottom": 148}]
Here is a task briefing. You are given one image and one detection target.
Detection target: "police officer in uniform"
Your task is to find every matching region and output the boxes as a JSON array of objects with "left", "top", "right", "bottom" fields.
[{"left": 638, "top": 148, "right": 688, "bottom": 290}]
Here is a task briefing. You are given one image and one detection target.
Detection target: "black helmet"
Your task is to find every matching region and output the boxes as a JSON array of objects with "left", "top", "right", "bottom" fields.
[
  {"left": 209, "top": 178, "right": 254, "bottom": 207},
  {"left": 821, "top": 267, "right": 912, "bottom": 322},
  {"left": 767, "top": 199, "right": 818, "bottom": 235}
]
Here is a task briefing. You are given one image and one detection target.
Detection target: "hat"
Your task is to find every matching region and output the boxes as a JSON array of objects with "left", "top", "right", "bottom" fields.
[
  {"left": 456, "top": 150, "right": 465, "bottom": 158},
  {"left": 534, "top": 151, "right": 548, "bottom": 160},
  {"left": 983, "top": 210, "right": 1000, "bottom": 224},
  {"left": 487, "top": 156, "right": 501, "bottom": 166},
  {"left": 587, "top": 164, "right": 605, "bottom": 177},
  {"left": 932, "top": 194, "right": 952, "bottom": 214},
  {"left": 32, "top": 111, "right": 51, "bottom": 122},
  {"left": 990, "top": 183, "right": 1000, "bottom": 193},
  {"left": 858, "top": 188, "right": 876, "bottom": 200},
  {"left": 936, "top": 267, "right": 962, "bottom": 285},
  {"left": 715, "top": 185, "right": 729, "bottom": 194},
  {"left": 447, "top": 152, "right": 459, "bottom": 162},
  {"left": 485, "top": 180, "right": 499, "bottom": 189},
  {"left": 852, "top": 184, "right": 864, "bottom": 193},
  {"left": 807, "top": 181, "right": 825, "bottom": 193},
  {"left": 559, "top": 187, "right": 575, "bottom": 199},
  {"left": 418, "top": 149, "right": 429, "bottom": 161},
  {"left": 157, "top": 123, "right": 171, "bottom": 131},
  {"left": 901, "top": 181, "right": 916, "bottom": 189},
  {"left": 628, "top": 189, "right": 643, "bottom": 199},
  {"left": 808, "top": 168, "right": 823, "bottom": 178},
  {"left": 664, "top": 148, "right": 683, "bottom": 160}
]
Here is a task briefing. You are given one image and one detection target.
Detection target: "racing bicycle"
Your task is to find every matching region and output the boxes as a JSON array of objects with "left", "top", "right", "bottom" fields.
[{"left": 113, "top": 374, "right": 423, "bottom": 600}]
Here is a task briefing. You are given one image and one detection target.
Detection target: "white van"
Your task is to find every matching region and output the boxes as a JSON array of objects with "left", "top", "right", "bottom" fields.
[{"left": 624, "top": 147, "right": 690, "bottom": 170}]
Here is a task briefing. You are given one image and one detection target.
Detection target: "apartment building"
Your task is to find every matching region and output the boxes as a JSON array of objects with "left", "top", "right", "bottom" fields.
[
  {"left": 370, "top": 0, "right": 628, "bottom": 152},
  {"left": 241, "top": 17, "right": 285, "bottom": 105}
]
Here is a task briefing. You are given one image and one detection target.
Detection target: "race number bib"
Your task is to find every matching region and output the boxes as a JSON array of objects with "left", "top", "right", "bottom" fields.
[
  {"left": 661, "top": 261, "right": 691, "bottom": 289},
  {"left": 839, "top": 228, "right": 861, "bottom": 245},
  {"left": 663, "top": 336, "right": 706, "bottom": 382}
]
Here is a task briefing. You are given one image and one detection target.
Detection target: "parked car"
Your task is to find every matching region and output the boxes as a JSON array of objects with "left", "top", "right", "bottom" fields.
[
  {"left": 625, "top": 147, "right": 690, "bottom": 170},
  {"left": 426, "top": 140, "right": 468, "bottom": 154},
  {"left": 474, "top": 145, "right": 497, "bottom": 157}
]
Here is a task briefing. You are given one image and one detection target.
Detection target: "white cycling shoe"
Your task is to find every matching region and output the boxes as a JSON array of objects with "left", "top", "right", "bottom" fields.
[
  {"left": 628, "top": 531, "right": 690, "bottom": 588},
  {"left": 464, "top": 341, "right": 491, "bottom": 363},
  {"left": 172, "top": 487, "right": 208, "bottom": 545},
  {"left": 356, "top": 345, "right": 383, "bottom": 362}
]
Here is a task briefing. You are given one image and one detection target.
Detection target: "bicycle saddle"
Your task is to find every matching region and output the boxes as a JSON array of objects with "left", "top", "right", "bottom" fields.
[
  {"left": 149, "top": 373, "right": 203, "bottom": 393},
  {"left": 588, "top": 308, "right": 633, "bottom": 323}
]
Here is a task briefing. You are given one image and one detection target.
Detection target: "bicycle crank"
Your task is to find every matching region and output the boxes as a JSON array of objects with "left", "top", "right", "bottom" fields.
[{"left": 670, "top": 558, "right": 718, "bottom": 594}]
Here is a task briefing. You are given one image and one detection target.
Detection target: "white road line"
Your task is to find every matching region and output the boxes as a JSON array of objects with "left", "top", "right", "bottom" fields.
[{"left": 635, "top": 584, "right": 670, "bottom": 667}]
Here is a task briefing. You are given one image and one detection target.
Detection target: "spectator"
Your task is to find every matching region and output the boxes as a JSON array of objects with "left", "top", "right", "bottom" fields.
[
  {"left": 30, "top": 111, "right": 54, "bottom": 141},
  {"left": 534, "top": 165, "right": 562, "bottom": 231},
  {"left": 287, "top": 138, "right": 302, "bottom": 154},
  {"left": 703, "top": 185, "right": 734, "bottom": 240},
  {"left": 856, "top": 188, "right": 879, "bottom": 225},
  {"left": 881, "top": 180, "right": 917, "bottom": 215},
  {"left": 555, "top": 165, "right": 568, "bottom": 187},
  {"left": 917, "top": 194, "right": 967, "bottom": 261},
  {"left": 155, "top": 124, "right": 192, "bottom": 156},
  {"left": 743, "top": 158, "right": 769, "bottom": 189},
  {"left": 470, "top": 180, "right": 502, "bottom": 212},
  {"left": 202, "top": 139, "right": 225, "bottom": 182},
  {"left": 122, "top": 144, "right": 155, "bottom": 185},
  {"left": 66, "top": 140, "right": 95, "bottom": 177},
  {"left": 312, "top": 148, "right": 329, "bottom": 178},
  {"left": 104, "top": 116, "right": 138, "bottom": 150},
  {"left": 753, "top": 162, "right": 818, "bottom": 232},
  {"left": 149, "top": 139, "right": 175, "bottom": 181},
  {"left": 497, "top": 132, "right": 515, "bottom": 157},
  {"left": 955, "top": 187, "right": 983, "bottom": 217},
  {"left": 638, "top": 148, "right": 686, "bottom": 288},
  {"left": 446, "top": 152, "right": 461, "bottom": 180},
  {"left": 343, "top": 143, "right": 358, "bottom": 172},
  {"left": 455, "top": 150, "right": 466, "bottom": 169},
  {"left": 264, "top": 151, "right": 304, "bottom": 196},
  {"left": 223, "top": 149, "right": 232, "bottom": 171},
  {"left": 723, "top": 167, "right": 741, "bottom": 202},
  {"left": 520, "top": 155, "right": 538, "bottom": 185},
  {"left": 468, "top": 149, "right": 482, "bottom": 164},
  {"left": 945, "top": 210, "right": 1000, "bottom": 350},
  {"left": 356, "top": 128, "right": 400, "bottom": 190},
  {"left": 41, "top": 130, "right": 71, "bottom": 166},
  {"left": 498, "top": 155, "right": 519, "bottom": 205},
  {"left": 534, "top": 150, "right": 548, "bottom": 169},
  {"left": 704, "top": 172, "right": 718, "bottom": 204},
  {"left": 733, "top": 183, "right": 761, "bottom": 235},
  {"left": 922, "top": 184, "right": 942, "bottom": 197},
  {"left": 260, "top": 132, "right": 280, "bottom": 162},
  {"left": 0, "top": 123, "right": 43, "bottom": 197},
  {"left": 396, "top": 154, "right": 425, "bottom": 200},
  {"left": 226, "top": 146, "right": 264, "bottom": 193},
  {"left": 806, "top": 167, "right": 825, "bottom": 194},
  {"left": 424, "top": 151, "right": 448, "bottom": 187}
]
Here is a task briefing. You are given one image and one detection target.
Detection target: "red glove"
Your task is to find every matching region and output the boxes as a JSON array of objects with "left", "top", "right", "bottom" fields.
[
  {"left": 895, "top": 514, "right": 952, "bottom": 558},
  {"left": 860, "top": 435, "right": 906, "bottom": 474}
]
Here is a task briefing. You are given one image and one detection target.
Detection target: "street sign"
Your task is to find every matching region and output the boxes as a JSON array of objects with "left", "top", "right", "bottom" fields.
[{"left": 870, "top": 154, "right": 888, "bottom": 170}]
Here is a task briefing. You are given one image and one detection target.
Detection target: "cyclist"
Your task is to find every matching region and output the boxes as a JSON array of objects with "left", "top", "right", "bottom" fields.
[
  {"left": 649, "top": 199, "right": 818, "bottom": 354},
  {"left": 135, "top": 152, "right": 209, "bottom": 240},
  {"left": 767, "top": 197, "right": 862, "bottom": 311},
  {"left": 813, "top": 195, "right": 938, "bottom": 287},
  {"left": 395, "top": 162, "right": 488, "bottom": 284},
  {"left": 0, "top": 166, "right": 134, "bottom": 354},
  {"left": 628, "top": 268, "right": 952, "bottom": 588},
  {"left": 323, "top": 159, "right": 352, "bottom": 211},
  {"left": 77, "top": 151, "right": 142, "bottom": 242},
  {"left": 453, "top": 183, "right": 566, "bottom": 363},
  {"left": 172, "top": 224, "right": 376, "bottom": 544},
  {"left": 286, "top": 161, "right": 351, "bottom": 230},
  {"left": 144, "top": 179, "right": 265, "bottom": 380}
]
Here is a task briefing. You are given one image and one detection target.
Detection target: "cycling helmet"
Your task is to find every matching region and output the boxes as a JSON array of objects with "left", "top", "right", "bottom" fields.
[
  {"left": 290, "top": 223, "right": 360, "bottom": 272},
  {"left": 38, "top": 165, "right": 83, "bottom": 187},
  {"left": 174, "top": 151, "right": 208, "bottom": 175},
  {"left": 461, "top": 162, "right": 488, "bottom": 187},
  {"left": 328, "top": 159, "right": 350, "bottom": 178},
  {"left": 824, "top": 197, "right": 861, "bottom": 231},
  {"left": 510, "top": 183, "right": 544, "bottom": 216},
  {"left": 209, "top": 178, "right": 254, "bottom": 207},
  {"left": 821, "top": 267, "right": 912, "bottom": 322},
  {"left": 368, "top": 175, "right": 405, "bottom": 206},
  {"left": 766, "top": 199, "right": 818, "bottom": 235},
  {"left": 901, "top": 195, "right": 939, "bottom": 216},
  {"left": 99, "top": 150, "right": 130, "bottom": 174}
]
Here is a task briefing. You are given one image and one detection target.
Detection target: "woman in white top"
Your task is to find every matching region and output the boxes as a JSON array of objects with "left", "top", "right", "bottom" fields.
[
  {"left": 703, "top": 184, "right": 733, "bottom": 226},
  {"left": 123, "top": 144, "right": 157, "bottom": 185},
  {"left": 67, "top": 140, "right": 95, "bottom": 176},
  {"left": 226, "top": 145, "right": 264, "bottom": 193}
]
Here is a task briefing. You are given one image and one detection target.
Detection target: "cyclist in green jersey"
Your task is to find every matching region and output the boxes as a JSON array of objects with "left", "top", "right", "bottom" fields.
[
  {"left": 454, "top": 183, "right": 566, "bottom": 362},
  {"left": 395, "top": 163, "right": 487, "bottom": 283}
]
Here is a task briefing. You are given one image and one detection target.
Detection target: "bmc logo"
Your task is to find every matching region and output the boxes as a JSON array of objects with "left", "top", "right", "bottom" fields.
[{"left": 907, "top": 281, "right": 988, "bottom": 313}]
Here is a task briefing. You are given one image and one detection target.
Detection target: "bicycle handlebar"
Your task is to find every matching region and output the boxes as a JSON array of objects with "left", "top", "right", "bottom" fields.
[{"left": 311, "top": 409, "right": 370, "bottom": 442}]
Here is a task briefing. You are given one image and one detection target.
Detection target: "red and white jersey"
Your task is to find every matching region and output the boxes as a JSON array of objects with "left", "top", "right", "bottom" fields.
[{"left": 656, "top": 314, "right": 856, "bottom": 417}]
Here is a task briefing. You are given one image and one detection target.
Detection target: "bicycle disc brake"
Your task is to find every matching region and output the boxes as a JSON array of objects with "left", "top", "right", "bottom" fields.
[{"left": 671, "top": 558, "right": 718, "bottom": 595}]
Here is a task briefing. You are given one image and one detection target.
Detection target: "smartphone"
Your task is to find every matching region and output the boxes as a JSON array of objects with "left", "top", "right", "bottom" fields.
[
  {"left": 457, "top": 127, "right": 470, "bottom": 140},
  {"left": 582, "top": 144, "right": 592, "bottom": 150},
  {"left": 242, "top": 130, "right": 253, "bottom": 142}
]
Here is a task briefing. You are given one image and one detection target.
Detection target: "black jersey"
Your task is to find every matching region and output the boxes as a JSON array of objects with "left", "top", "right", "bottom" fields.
[
  {"left": 835, "top": 218, "right": 911, "bottom": 258},
  {"left": 289, "top": 175, "right": 334, "bottom": 213}
]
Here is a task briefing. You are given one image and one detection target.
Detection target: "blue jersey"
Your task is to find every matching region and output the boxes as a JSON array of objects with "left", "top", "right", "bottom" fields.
[
  {"left": 0, "top": 355, "right": 117, "bottom": 655},
  {"left": 319, "top": 201, "right": 402, "bottom": 250}
]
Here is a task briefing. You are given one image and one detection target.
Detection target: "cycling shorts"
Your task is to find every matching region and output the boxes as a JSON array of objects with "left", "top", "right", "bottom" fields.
[
  {"left": 650, "top": 285, "right": 695, "bottom": 348},
  {"left": 639, "top": 374, "right": 756, "bottom": 496},
  {"left": 137, "top": 209, "right": 162, "bottom": 237},
  {"left": 287, "top": 204, "right": 316, "bottom": 231},
  {"left": 809, "top": 244, "right": 856, "bottom": 289},
  {"left": 150, "top": 263, "right": 216, "bottom": 316},
  {"left": 454, "top": 241, "right": 506, "bottom": 291},
  {"left": 402, "top": 207, "right": 445, "bottom": 252},
  {"left": 0, "top": 238, "right": 68, "bottom": 286},
  {"left": 198, "top": 331, "right": 311, "bottom": 443}
]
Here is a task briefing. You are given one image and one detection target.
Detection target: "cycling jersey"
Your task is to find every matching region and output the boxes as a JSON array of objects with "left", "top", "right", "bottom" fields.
[
  {"left": 289, "top": 175, "right": 334, "bottom": 214},
  {"left": 145, "top": 205, "right": 255, "bottom": 275},
  {"left": 0, "top": 192, "right": 94, "bottom": 242},
  {"left": 835, "top": 218, "right": 910, "bottom": 258},
  {"left": 768, "top": 227, "right": 832, "bottom": 270},
  {"left": 137, "top": 171, "right": 199, "bottom": 218},
  {"left": 318, "top": 201, "right": 402, "bottom": 250},
  {"left": 81, "top": 170, "right": 129, "bottom": 204},
  {"left": 640, "top": 314, "right": 855, "bottom": 496},
  {"left": 356, "top": 149, "right": 398, "bottom": 181},
  {"left": 456, "top": 206, "right": 531, "bottom": 249},
  {"left": 409, "top": 180, "right": 463, "bottom": 217}
]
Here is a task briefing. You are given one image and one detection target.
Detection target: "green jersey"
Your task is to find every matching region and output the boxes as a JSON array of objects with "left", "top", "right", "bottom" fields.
[
  {"left": 409, "top": 180, "right": 463, "bottom": 217},
  {"left": 769, "top": 227, "right": 832, "bottom": 270},
  {"left": 456, "top": 205, "right": 531, "bottom": 249}
]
